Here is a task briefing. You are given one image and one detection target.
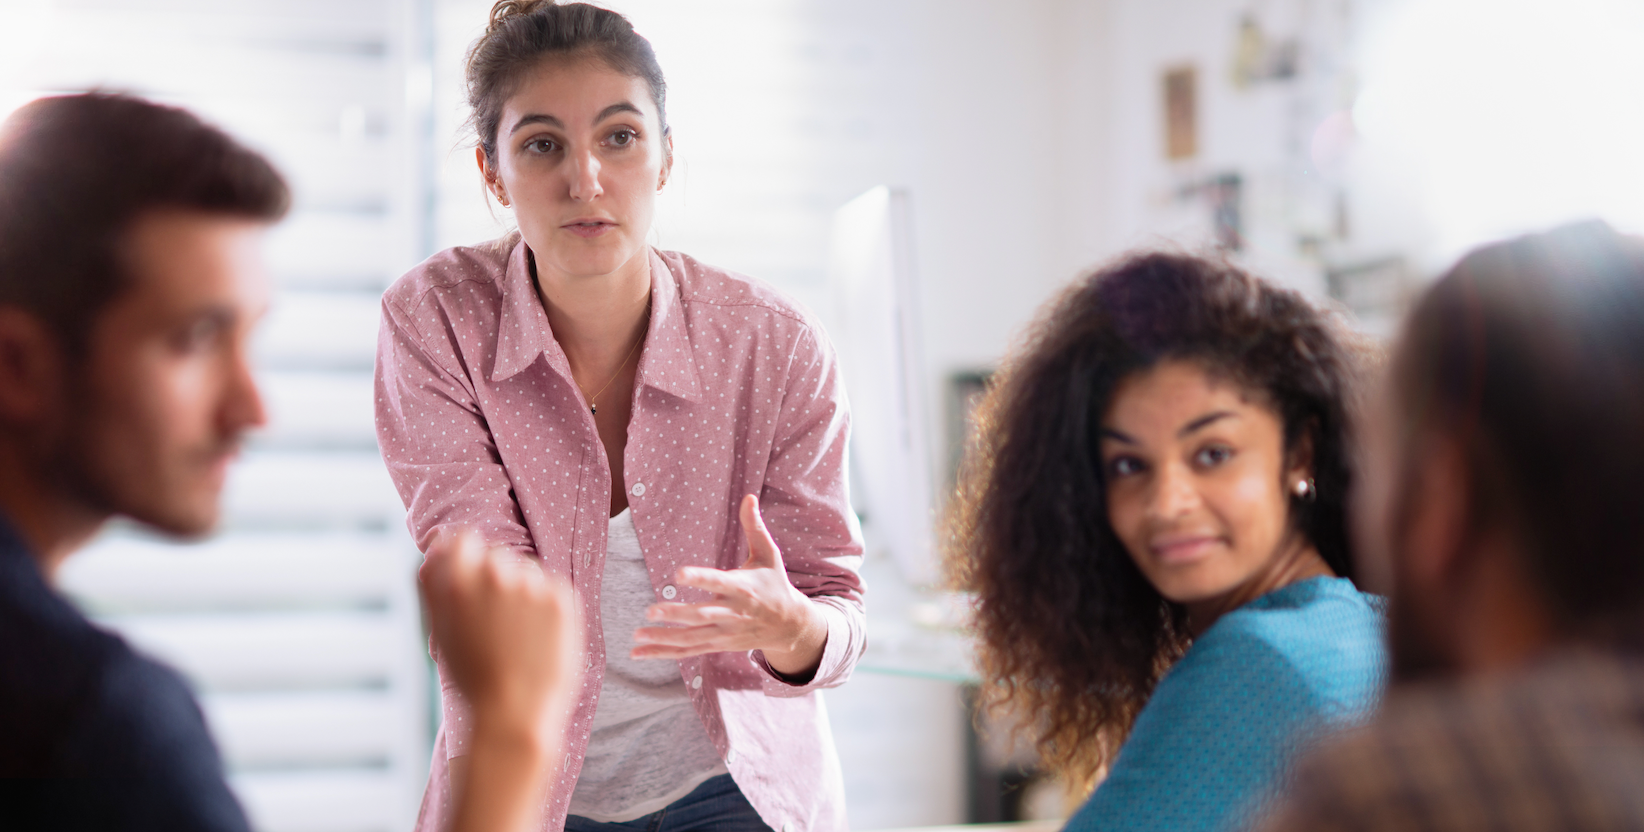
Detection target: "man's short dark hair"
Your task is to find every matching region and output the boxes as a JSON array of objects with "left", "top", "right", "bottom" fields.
[
  {"left": 0, "top": 92, "right": 289, "bottom": 351},
  {"left": 1393, "top": 220, "right": 1644, "bottom": 641}
]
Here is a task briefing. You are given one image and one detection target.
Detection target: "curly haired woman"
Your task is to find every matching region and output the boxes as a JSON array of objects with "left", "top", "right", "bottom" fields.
[{"left": 950, "top": 252, "right": 1387, "bottom": 832}]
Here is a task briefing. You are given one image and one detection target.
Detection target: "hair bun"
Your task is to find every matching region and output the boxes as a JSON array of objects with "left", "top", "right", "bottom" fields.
[{"left": 486, "top": 0, "right": 557, "bottom": 34}]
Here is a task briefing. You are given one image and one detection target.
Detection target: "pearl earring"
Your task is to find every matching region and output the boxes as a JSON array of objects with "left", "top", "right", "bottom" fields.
[{"left": 1293, "top": 477, "right": 1316, "bottom": 500}]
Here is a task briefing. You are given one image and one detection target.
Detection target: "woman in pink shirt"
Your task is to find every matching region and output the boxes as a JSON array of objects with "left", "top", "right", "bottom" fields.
[{"left": 373, "top": 3, "right": 866, "bottom": 831}]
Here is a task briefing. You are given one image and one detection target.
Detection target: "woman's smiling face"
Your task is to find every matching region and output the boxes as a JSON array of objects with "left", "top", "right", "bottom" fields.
[
  {"left": 482, "top": 56, "right": 670, "bottom": 282},
  {"left": 1100, "top": 359, "right": 1309, "bottom": 608}
]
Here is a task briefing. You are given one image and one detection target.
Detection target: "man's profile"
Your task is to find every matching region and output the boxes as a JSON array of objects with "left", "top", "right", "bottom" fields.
[
  {"left": 0, "top": 91, "right": 585, "bottom": 832},
  {"left": 1261, "top": 221, "right": 1644, "bottom": 831},
  {"left": 0, "top": 92, "right": 286, "bottom": 828}
]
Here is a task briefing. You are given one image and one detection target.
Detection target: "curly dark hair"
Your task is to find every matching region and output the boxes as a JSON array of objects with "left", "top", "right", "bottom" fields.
[{"left": 947, "top": 251, "right": 1370, "bottom": 781}]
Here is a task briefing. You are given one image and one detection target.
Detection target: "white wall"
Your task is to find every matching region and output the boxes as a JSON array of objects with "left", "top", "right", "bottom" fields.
[{"left": 899, "top": 0, "right": 1071, "bottom": 376}]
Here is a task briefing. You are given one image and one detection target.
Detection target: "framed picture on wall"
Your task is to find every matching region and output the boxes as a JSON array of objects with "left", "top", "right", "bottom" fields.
[{"left": 1163, "top": 65, "right": 1198, "bottom": 160}]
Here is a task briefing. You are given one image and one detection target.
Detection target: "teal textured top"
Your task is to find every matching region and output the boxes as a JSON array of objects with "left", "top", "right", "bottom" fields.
[{"left": 1062, "top": 576, "right": 1386, "bottom": 832}]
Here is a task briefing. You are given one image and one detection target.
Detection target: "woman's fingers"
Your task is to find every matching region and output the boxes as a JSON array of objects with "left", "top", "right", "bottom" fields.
[
  {"left": 630, "top": 642, "right": 720, "bottom": 660},
  {"left": 739, "top": 494, "right": 784, "bottom": 570},
  {"left": 624, "top": 496, "right": 820, "bottom": 669},
  {"left": 644, "top": 601, "right": 739, "bottom": 626},
  {"left": 633, "top": 622, "right": 720, "bottom": 647},
  {"left": 674, "top": 566, "right": 750, "bottom": 596},
  {"left": 630, "top": 621, "right": 733, "bottom": 659}
]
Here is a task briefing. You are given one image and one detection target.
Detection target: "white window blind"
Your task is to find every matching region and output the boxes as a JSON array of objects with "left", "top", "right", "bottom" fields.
[{"left": 3, "top": 1, "right": 435, "bottom": 829}]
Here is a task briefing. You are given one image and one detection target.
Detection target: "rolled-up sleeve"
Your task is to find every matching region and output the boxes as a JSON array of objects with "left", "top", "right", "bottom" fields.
[{"left": 751, "top": 325, "right": 867, "bottom": 695}]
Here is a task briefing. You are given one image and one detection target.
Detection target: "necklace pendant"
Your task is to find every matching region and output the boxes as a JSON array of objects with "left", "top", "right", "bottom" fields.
[{"left": 590, "top": 404, "right": 597, "bottom": 415}]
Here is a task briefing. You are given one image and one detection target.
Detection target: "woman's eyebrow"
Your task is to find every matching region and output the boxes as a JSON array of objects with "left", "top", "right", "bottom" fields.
[
  {"left": 510, "top": 112, "right": 563, "bottom": 134},
  {"left": 510, "top": 102, "right": 641, "bottom": 136},
  {"left": 1178, "top": 411, "right": 1236, "bottom": 437},
  {"left": 1100, "top": 427, "right": 1136, "bottom": 444},
  {"left": 595, "top": 101, "right": 641, "bottom": 122}
]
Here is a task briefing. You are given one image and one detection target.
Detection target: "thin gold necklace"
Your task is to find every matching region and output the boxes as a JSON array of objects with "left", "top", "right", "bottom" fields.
[{"left": 583, "top": 306, "right": 649, "bottom": 416}]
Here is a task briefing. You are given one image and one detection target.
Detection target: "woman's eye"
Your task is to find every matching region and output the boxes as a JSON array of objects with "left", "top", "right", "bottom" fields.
[
  {"left": 526, "top": 138, "right": 559, "bottom": 154},
  {"left": 609, "top": 129, "right": 636, "bottom": 146},
  {"left": 1194, "top": 445, "right": 1234, "bottom": 467},
  {"left": 1108, "top": 457, "right": 1145, "bottom": 478}
]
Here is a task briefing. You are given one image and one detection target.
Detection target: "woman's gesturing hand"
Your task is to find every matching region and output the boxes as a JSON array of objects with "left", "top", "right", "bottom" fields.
[
  {"left": 632, "top": 494, "right": 829, "bottom": 680},
  {"left": 419, "top": 529, "right": 585, "bottom": 832}
]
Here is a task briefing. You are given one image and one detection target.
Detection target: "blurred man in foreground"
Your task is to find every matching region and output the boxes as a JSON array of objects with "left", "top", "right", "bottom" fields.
[
  {"left": 0, "top": 92, "right": 580, "bottom": 832},
  {"left": 1264, "top": 220, "right": 1644, "bottom": 830}
]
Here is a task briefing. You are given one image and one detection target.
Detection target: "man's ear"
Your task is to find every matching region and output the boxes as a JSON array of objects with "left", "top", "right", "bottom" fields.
[
  {"left": 1398, "top": 436, "right": 1475, "bottom": 594},
  {"left": 0, "top": 307, "right": 65, "bottom": 424}
]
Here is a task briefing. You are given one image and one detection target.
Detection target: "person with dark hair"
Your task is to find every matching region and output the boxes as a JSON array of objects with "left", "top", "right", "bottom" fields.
[
  {"left": 0, "top": 92, "right": 283, "bottom": 828},
  {"left": 949, "top": 252, "right": 1386, "bottom": 832},
  {"left": 1261, "top": 221, "right": 1644, "bottom": 831},
  {"left": 373, "top": 3, "right": 864, "bottom": 831},
  {"left": 0, "top": 91, "right": 586, "bottom": 832}
]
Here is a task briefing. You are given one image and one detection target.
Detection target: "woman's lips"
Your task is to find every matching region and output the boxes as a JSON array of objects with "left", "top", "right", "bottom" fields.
[
  {"left": 563, "top": 220, "right": 614, "bottom": 238},
  {"left": 1149, "top": 535, "right": 1223, "bottom": 565}
]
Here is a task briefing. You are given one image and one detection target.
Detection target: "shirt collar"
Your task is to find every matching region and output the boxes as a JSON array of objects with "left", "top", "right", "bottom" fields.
[
  {"left": 635, "top": 248, "right": 703, "bottom": 404},
  {"left": 492, "top": 237, "right": 566, "bottom": 383},
  {"left": 490, "top": 241, "right": 703, "bottom": 405}
]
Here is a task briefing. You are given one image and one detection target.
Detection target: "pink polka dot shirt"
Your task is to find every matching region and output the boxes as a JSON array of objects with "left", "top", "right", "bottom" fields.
[{"left": 375, "top": 236, "right": 865, "bottom": 832}]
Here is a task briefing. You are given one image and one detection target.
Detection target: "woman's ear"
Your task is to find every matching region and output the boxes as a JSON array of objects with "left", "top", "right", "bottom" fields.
[
  {"left": 476, "top": 147, "right": 509, "bottom": 207},
  {"left": 1284, "top": 423, "right": 1317, "bottom": 490},
  {"left": 658, "top": 134, "right": 675, "bottom": 191}
]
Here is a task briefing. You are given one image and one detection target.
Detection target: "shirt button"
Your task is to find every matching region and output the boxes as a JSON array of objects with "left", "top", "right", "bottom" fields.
[
  {"left": 691, "top": 675, "right": 703, "bottom": 690},
  {"left": 662, "top": 585, "right": 677, "bottom": 600},
  {"left": 726, "top": 748, "right": 736, "bottom": 764},
  {"left": 782, "top": 824, "right": 793, "bottom": 832},
  {"left": 631, "top": 482, "right": 646, "bottom": 497}
]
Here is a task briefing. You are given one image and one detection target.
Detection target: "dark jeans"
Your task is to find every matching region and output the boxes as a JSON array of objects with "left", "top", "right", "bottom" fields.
[{"left": 565, "top": 774, "right": 774, "bottom": 832}]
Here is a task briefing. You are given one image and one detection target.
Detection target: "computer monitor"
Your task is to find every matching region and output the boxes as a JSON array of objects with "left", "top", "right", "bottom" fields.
[{"left": 827, "top": 186, "right": 938, "bottom": 585}]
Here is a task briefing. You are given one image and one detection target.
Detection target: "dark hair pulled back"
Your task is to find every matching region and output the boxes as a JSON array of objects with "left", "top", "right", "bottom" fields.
[
  {"left": 947, "top": 251, "right": 1369, "bottom": 782},
  {"left": 467, "top": 1, "right": 668, "bottom": 166}
]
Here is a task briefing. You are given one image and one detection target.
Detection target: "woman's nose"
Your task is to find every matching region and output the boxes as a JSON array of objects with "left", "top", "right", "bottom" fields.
[
  {"left": 568, "top": 149, "right": 603, "bottom": 202},
  {"left": 1147, "top": 462, "right": 1200, "bottom": 520}
]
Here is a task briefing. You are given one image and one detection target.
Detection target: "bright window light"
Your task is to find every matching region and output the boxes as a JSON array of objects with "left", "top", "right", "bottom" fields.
[
  {"left": 1354, "top": 0, "right": 1644, "bottom": 262},
  {"left": 0, "top": 1, "right": 57, "bottom": 122}
]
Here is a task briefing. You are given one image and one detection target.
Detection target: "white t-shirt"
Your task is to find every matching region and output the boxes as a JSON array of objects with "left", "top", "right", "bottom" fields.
[{"left": 567, "top": 509, "right": 728, "bottom": 822}]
